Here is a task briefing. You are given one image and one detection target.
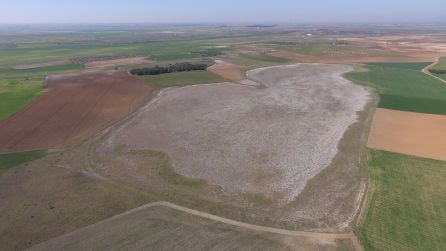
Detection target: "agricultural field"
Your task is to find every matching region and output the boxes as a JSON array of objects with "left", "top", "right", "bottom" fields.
[
  {"left": 429, "top": 56, "right": 446, "bottom": 71},
  {"left": 346, "top": 62, "right": 446, "bottom": 115},
  {"left": 435, "top": 74, "right": 446, "bottom": 81},
  {"left": 358, "top": 150, "right": 446, "bottom": 250},
  {"left": 0, "top": 76, "right": 45, "bottom": 120},
  {"left": 0, "top": 64, "right": 83, "bottom": 76},
  {"left": 0, "top": 151, "right": 47, "bottom": 175},
  {"left": 0, "top": 72, "right": 154, "bottom": 152},
  {"left": 368, "top": 108, "right": 446, "bottom": 161},
  {"left": 1, "top": 23, "right": 446, "bottom": 251},
  {"left": 140, "top": 71, "right": 226, "bottom": 88},
  {"left": 0, "top": 40, "right": 228, "bottom": 67},
  {"left": 207, "top": 60, "right": 247, "bottom": 80},
  {"left": 266, "top": 42, "right": 396, "bottom": 59}
]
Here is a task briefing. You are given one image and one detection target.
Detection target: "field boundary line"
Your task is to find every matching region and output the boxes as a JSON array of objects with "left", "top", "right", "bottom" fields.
[
  {"left": 29, "top": 200, "right": 362, "bottom": 251},
  {"left": 422, "top": 57, "right": 446, "bottom": 84}
]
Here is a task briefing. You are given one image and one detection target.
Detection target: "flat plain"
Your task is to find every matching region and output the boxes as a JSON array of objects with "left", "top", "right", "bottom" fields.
[{"left": 1, "top": 24, "right": 446, "bottom": 251}]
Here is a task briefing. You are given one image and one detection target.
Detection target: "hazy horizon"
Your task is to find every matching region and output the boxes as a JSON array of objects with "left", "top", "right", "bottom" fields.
[{"left": 1, "top": 0, "right": 445, "bottom": 24}]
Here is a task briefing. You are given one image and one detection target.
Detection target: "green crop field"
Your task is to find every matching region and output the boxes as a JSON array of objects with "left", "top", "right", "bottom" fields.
[
  {"left": 346, "top": 62, "right": 446, "bottom": 114},
  {"left": 0, "top": 41, "right": 228, "bottom": 67},
  {"left": 358, "top": 150, "right": 446, "bottom": 251},
  {"left": 0, "top": 64, "right": 83, "bottom": 75},
  {"left": 140, "top": 71, "right": 226, "bottom": 88},
  {"left": 435, "top": 74, "right": 446, "bottom": 81},
  {"left": 0, "top": 151, "right": 48, "bottom": 175},
  {"left": 366, "top": 62, "right": 431, "bottom": 70},
  {"left": 430, "top": 56, "right": 446, "bottom": 71},
  {"left": 0, "top": 77, "right": 45, "bottom": 120},
  {"left": 239, "top": 53, "right": 290, "bottom": 63},
  {"left": 266, "top": 42, "right": 401, "bottom": 58}
]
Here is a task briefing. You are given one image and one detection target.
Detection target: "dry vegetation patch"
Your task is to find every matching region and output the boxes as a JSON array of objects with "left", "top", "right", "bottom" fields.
[{"left": 30, "top": 206, "right": 354, "bottom": 251}]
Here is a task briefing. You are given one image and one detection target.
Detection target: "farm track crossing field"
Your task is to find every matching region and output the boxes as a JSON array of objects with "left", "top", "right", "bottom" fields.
[
  {"left": 0, "top": 72, "right": 155, "bottom": 152},
  {"left": 368, "top": 108, "right": 446, "bottom": 161},
  {"left": 346, "top": 62, "right": 446, "bottom": 115},
  {"left": 429, "top": 56, "right": 446, "bottom": 71},
  {"left": 30, "top": 205, "right": 355, "bottom": 251}
]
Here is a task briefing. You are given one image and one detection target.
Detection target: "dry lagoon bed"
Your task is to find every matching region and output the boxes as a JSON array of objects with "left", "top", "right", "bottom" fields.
[
  {"left": 1, "top": 64, "right": 374, "bottom": 249},
  {"left": 121, "top": 64, "right": 370, "bottom": 205}
]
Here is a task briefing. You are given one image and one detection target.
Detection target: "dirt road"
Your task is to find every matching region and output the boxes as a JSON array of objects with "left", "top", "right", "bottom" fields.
[
  {"left": 422, "top": 57, "right": 446, "bottom": 84},
  {"left": 29, "top": 201, "right": 362, "bottom": 251}
]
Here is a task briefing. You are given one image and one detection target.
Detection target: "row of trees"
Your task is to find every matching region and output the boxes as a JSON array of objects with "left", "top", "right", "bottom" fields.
[
  {"left": 130, "top": 62, "right": 207, "bottom": 76},
  {"left": 429, "top": 69, "right": 446, "bottom": 74}
]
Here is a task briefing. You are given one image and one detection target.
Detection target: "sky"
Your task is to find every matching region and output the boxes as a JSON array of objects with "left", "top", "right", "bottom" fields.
[{"left": 1, "top": 0, "right": 445, "bottom": 24}]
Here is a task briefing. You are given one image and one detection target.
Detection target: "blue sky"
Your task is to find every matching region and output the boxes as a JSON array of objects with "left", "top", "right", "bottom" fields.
[{"left": 1, "top": 0, "right": 445, "bottom": 23}]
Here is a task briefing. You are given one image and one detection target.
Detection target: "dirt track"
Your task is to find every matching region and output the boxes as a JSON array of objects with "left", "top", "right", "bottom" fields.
[
  {"left": 0, "top": 72, "right": 154, "bottom": 152},
  {"left": 368, "top": 108, "right": 446, "bottom": 161},
  {"left": 422, "top": 57, "right": 446, "bottom": 84},
  {"left": 29, "top": 201, "right": 362, "bottom": 251}
]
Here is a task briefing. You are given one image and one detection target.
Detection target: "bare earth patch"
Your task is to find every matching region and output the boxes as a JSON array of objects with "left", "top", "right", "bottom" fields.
[
  {"left": 122, "top": 64, "right": 370, "bottom": 205},
  {"left": 0, "top": 72, "right": 155, "bottom": 152},
  {"left": 207, "top": 60, "right": 247, "bottom": 81},
  {"left": 368, "top": 108, "right": 446, "bottom": 161}
]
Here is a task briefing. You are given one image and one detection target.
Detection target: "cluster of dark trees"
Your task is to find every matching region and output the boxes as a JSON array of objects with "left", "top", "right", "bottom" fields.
[
  {"left": 130, "top": 62, "right": 207, "bottom": 76},
  {"left": 429, "top": 69, "right": 446, "bottom": 74}
]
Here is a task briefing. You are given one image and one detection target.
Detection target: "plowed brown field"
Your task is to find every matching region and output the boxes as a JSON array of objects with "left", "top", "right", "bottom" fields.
[
  {"left": 0, "top": 72, "right": 154, "bottom": 152},
  {"left": 208, "top": 60, "right": 246, "bottom": 81},
  {"left": 368, "top": 108, "right": 446, "bottom": 161}
]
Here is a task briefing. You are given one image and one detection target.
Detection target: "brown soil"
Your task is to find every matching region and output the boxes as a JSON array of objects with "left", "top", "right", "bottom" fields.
[
  {"left": 0, "top": 72, "right": 154, "bottom": 152},
  {"left": 11, "top": 60, "right": 72, "bottom": 70},
  {"left": 208, "top": 60, "right": 247, "bottom": 81},
  {"left": 368, "top": 108, "right": 446, "bottom": 161}
]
